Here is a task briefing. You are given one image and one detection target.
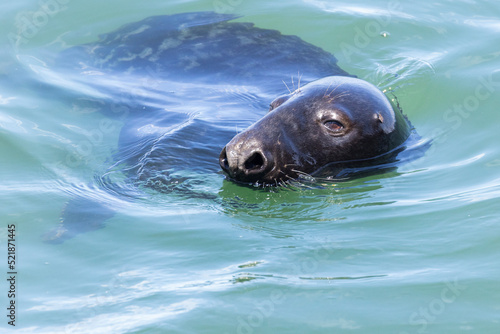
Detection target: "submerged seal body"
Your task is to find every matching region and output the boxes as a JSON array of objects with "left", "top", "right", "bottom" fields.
[{"left": 219, "top": 76, "right": 411, "bottom": 185}]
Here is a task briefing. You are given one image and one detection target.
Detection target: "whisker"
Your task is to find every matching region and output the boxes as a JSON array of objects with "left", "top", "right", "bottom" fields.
[
  {"left": 277, "top": 169, "right": 289, "bottom": 176},
  {"left": 324, "top": 82, "right": 345, "bottom": 98},
  {"left": 327, "top": 92, "right": 351, "bottom": 103},
  {"left": 323, "top": 80, "right": 334, "bottom": 97},
  {"left": 297, "top": 71, "right": 302, "bottom": 92},
  {"left": 283, "top": 164, "right": 299, "bottom": 168},
  {"left": 291, "top": 169, "right": 316, "bottom": 183},
  {"left": 290, "top": 169, "right": 311, "bottom": 176},
  {"left": 282, "top": 80, "right": 292, "bottom": 94}
]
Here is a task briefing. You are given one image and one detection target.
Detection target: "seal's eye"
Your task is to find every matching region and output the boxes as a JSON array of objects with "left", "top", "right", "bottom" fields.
[{"left": 323, "top": 120, "right": 344, "bottom": 133}]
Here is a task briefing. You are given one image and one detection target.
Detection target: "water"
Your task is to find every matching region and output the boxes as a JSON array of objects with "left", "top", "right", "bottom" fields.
[{"left": 1, "top": 0, "right": 500, "bottom": 333}]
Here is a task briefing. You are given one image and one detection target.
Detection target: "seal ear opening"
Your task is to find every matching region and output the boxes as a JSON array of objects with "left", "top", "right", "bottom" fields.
[
  {"left": 376, "top": 112, "right": 384, "bottom": 123},
  {"left": 219, "top": 147, "right": 230, "bottom": 172}
]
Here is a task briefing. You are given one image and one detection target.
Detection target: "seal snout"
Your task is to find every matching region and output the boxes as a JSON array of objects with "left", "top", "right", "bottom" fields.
[{"left": 219, "top": 142, "right": 273, "bottom": 184}]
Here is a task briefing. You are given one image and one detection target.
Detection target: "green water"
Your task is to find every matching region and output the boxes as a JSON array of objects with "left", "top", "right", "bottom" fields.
[{"left": 1, "top": 0, "right": 500, "bottom": 333}]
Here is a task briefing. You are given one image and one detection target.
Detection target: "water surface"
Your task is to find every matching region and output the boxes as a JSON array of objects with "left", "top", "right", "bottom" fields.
[{"left": 1, "top": 0, "right": 500, "bottom": 333}]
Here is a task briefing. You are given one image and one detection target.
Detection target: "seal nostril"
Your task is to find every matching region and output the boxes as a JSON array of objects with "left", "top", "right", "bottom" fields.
[
  {"left": 219, "top": 147, "right": 230, "bottom": 171},
  {"left": 244, "top": 152, "right": 265, "bottom": 171}
]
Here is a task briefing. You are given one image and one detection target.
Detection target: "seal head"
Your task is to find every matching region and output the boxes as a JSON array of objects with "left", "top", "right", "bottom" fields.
[{"left": 219, "top": 76, "right": 411, "bottom": 185}]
